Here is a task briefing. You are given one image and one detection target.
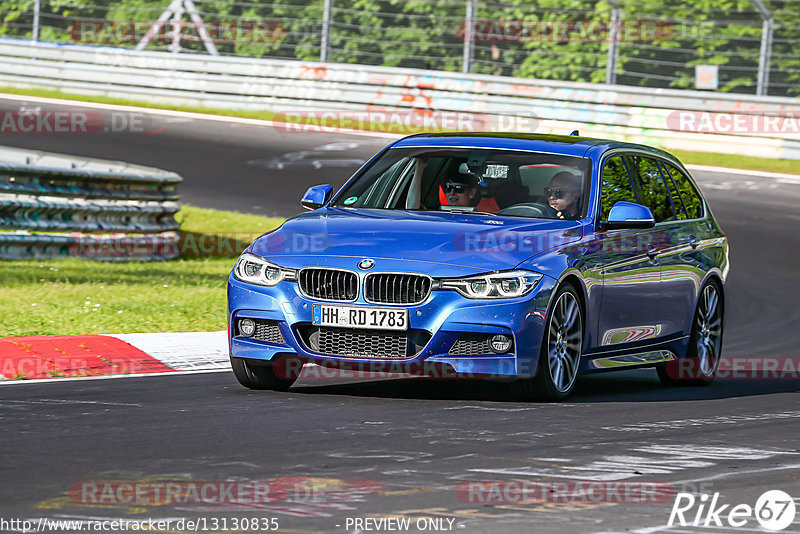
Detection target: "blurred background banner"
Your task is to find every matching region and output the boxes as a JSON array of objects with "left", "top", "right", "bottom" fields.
[{"left": 2, "top": 0, "right": 798, "bottom": 98}]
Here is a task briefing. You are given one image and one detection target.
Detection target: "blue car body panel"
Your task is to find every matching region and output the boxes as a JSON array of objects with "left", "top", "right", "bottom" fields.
[
  {"left": 228, "top": 133, "right": 729, "bottom": 381},
  {"left": 248, "top": 208, "right": 583, "bottom": 273}
]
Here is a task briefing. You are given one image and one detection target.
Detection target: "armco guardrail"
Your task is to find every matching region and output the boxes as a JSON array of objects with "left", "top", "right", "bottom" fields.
[
  {"left": 1, "top": 39, "right": 799, "bottom": 160},
  {"left": 0, "top": 232, "right": 179, "bottom": 261},
  {"left": 0, "top": 145, "right": 181, "bottom": 260}
]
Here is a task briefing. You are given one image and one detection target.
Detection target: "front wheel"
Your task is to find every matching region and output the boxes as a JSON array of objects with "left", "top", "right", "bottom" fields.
[
  {"left": 513, "top": 285, "right": 583, "bottom": 401},
  {"left": 230, "top": 356, "right": 300, "bottom": 391},
  {"left": 658, "top": 280, "right": 723, "bottom": 386}
]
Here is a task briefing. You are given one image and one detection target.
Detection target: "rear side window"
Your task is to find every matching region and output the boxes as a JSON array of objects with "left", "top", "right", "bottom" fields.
[
  {"left": 625, "top": 155, "right": 675, "bottom": 223},
  {"left": 657, "top": 161, "right": 688, "bottom": 220},
  {"left": 600, "top": 155, "right": 636, "bottom": 222},
  {"left": 662, "top": 163, "right": 704, "bottom": 219}
]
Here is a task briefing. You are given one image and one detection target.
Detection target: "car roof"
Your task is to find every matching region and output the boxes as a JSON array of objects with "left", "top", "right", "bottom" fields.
[{"left": 392, "top": 132, "right": 679, "bottom": 161}]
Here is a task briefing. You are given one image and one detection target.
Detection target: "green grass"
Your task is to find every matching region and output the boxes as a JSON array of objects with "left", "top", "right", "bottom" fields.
[
  {"left": 175, "top": 203, "right": 284, "bottom": 238},
  {"left": 0, "top": 205, "right": 285, "bottom": 337},
  {"left": 3, "top": 86, "right": 798, "bottom": 176},
  {"left": 670, "top": 149, "right": 799, "bottom": 175}
]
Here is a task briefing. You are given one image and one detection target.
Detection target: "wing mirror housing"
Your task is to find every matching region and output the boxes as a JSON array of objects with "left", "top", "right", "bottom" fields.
[
  {"left": 301, "top": 184, "right": 334, "bottom": 210},
  {"left": 603, "top": 201, "right": 656, "bottom": 230}
]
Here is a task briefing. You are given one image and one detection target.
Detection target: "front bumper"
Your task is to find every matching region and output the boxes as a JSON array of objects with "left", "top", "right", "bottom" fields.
[{"left": 227, "top": 272, "right": 556, "bottom": 378}]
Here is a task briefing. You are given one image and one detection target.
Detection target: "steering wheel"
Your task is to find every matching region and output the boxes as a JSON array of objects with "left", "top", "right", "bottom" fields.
[{"left": 496, "top": 202, "right": 559, "bottom": 218}]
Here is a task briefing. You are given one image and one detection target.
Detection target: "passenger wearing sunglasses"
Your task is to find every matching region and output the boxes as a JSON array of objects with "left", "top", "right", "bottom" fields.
[{"left": 545, "top": 172, "right": 582, "bottom": 219}]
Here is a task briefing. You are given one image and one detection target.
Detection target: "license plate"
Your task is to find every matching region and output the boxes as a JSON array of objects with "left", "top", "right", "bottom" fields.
[{"left": 312, "top": 304, "right": 408, "bottom": 331}]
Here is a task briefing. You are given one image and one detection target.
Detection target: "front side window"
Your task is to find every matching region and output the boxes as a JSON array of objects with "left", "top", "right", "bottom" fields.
[
  {"left": 333, "top": 148, "right": 590, "bottom": 219},
  {"left": 625, "top": 155, "right": 675, "bottom": 223},
  {"left": 599, "top": 155, "right": 636, "bottom": 222}
]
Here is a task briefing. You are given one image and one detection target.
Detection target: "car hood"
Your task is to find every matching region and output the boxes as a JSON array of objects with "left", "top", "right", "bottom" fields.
[{"left": 249, "top": 208, "right": 582, "bottom": 275}]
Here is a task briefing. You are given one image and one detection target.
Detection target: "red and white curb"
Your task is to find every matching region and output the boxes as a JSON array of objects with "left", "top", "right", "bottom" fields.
[{"left": 0, "top": 331, "right": 229, "bottom": 383}]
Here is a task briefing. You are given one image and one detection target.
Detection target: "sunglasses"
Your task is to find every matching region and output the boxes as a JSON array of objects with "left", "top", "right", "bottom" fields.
[
  {"left": 544, "top": 187, "right": 577, "bottom": 199},
  {"left": 444, "top": 183, "right": 469, "bottom": 193}
]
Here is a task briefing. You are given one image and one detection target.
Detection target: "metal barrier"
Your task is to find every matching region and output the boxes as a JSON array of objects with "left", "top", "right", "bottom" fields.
[
  {"left": 9, "top": 0, "right": 800, "bottom": 98},
  {"left": 1, "top": 39, "right": 799, "bottom": 160},
  {"left": 0, "top": 145, "right": 181, "bottom": 260},
  {"left": 0, "top": 232, "right": 179, "bottom": 261}
]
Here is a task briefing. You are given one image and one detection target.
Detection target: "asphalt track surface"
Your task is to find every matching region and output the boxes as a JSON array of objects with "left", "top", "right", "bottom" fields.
[{"left": 1, "top": 96, "right": 799, "bottom": 533}]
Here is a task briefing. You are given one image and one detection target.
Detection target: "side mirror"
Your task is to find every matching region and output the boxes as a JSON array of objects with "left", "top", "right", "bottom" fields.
[
  {"left": 301, "top": 184, "right": 333, "bottom": 210},
  {"left": 603, "top": 201, "right": 655, "bottom": 230}
]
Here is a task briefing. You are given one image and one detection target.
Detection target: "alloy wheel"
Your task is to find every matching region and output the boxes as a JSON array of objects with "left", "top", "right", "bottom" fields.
[
  {"left": 547, "top": 290, "right": 583, "bottom": 392},
  {"left": 695, "top": 283, "right": 722, "bottom": 377}
]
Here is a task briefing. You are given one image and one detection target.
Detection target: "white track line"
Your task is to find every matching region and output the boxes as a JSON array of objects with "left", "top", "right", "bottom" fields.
[
  {"left": 114, "top": 330, "right": 229, "bottom": 371},
  {"left": 685, "top": 163, "right": 800, "bottom": 180}
]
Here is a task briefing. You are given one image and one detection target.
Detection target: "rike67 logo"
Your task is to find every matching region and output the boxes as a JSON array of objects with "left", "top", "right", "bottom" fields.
[{"left": 669, "top": 490, "right": 796, "bottom": 531}]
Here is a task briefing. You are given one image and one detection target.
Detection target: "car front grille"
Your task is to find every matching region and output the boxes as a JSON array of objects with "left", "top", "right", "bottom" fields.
[
  {"left": 296, "top": 325, "right": 431, "bottom": 359},
  {"left": 319, "top": 328, "right": 407, "bottom": 359},
  {"left": 299, "top": 268, "right": 358, "bottom": 301},
  {"left": 365, "top": 273, "right": 432, "bottom": 305}
]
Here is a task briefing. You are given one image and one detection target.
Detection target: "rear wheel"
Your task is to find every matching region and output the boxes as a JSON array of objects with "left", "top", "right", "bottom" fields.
[
  {"left": 658, "top": 280, "right": 723, "bottom": 385},
  {"left": 513, "top": 284, "right": 583, "bottom": 401},
  {"left": 230, "top": 356, "right": 300, "bottom": 391}
]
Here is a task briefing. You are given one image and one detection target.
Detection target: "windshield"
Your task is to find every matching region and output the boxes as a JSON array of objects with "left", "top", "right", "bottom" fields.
[{"left": 333, "top": 147, "right": 591, "bottom": 219}]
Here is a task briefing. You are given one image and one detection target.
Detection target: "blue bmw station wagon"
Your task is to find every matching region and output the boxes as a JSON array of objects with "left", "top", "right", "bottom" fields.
[{"left": 227, "top": 133, "right": 728, "bottom": 400}]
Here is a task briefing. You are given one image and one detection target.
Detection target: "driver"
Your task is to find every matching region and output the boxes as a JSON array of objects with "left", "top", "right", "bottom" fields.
[
  {"left": 442, "top": 174, "right": 499, "bottom": 212},
  {"left": 444, "top": 174, "right": 478, "bottom": 207},
  {"left": 545, "top": 172, "right": 582, "bottom": 219}
]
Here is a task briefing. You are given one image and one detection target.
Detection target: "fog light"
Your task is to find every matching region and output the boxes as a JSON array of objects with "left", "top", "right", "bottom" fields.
[
  {"left": 489, "top": 334, "right": 512, "bottom": 354},
  {"left": 239, "top": 318, "right": 256, "bottom": 337}
]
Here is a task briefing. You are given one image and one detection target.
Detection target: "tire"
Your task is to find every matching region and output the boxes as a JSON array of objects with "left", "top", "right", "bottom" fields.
[
  {"left": 513, "top": 284, "right": 584, "bottom": 401},
  {"left": 230, "top": 355, "right": 300, "bottom": 391},
  {"left": 658, "top": 280, "right": 723, "bottom": 386}
]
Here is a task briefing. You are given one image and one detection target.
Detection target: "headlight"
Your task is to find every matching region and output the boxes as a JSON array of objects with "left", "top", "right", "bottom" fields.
[
  {"left": 233, "top": 253, "right": 297, "bottom": 287},
  {"left": 438, "top": 270, "right": 541, "bottom": 299}
]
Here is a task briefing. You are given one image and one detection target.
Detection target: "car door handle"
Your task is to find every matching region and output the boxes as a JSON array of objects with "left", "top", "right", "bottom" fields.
[
  {"left": 688, "top": 236, "right": 700, "bottom": 249},
  {"left": 646, "top": 246, "right": 660, "bottom": 258}
]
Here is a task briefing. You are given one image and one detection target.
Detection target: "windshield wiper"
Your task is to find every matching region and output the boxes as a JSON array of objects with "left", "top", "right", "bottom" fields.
[{"left": 444, "top": 208, "right": 498, "bottom": 216}]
